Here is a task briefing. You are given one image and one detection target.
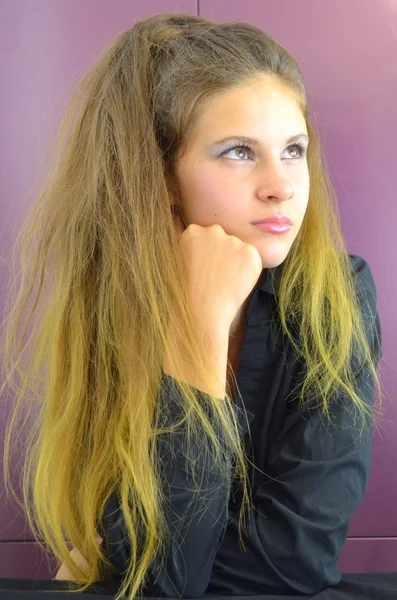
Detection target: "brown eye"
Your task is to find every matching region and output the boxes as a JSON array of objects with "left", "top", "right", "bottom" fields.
[
  {"left": 234, "top": 147, "right": 250, "bottom": 159},
  {"left": 222, "top": 145, "right": 253, "bottom": 160},
  {"left": 285, "top": 143, "right": 307, "bottom": 159}
]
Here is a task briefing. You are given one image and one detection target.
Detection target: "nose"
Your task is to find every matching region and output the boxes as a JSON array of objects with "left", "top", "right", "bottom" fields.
[{"left": 256, "top": 162, "right": 294, "bottom": 203}]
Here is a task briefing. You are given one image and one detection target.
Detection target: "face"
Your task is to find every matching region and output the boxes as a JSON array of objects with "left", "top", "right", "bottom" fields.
[{"left": 170, "top": 74, "right": 310, "bottom": 275}]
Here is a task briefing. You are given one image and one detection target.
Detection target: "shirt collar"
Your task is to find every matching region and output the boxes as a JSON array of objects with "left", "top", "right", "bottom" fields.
[{"left": 257, "top": 262, "right": 283, "bottom": 297}]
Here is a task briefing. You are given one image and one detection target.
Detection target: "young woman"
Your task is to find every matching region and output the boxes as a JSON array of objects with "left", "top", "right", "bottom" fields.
[{"left": 1, "top": 12, "right": 383, "bottom": 600}]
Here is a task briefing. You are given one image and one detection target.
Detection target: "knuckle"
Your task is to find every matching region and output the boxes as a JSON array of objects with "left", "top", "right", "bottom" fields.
[{"left": 209, "top": 223, "right": 224, "bottom": 233}]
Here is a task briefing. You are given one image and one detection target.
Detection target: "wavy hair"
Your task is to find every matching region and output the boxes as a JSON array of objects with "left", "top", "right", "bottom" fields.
[{"left": 1, "top": 12, "right": 383, "bottom": 600}]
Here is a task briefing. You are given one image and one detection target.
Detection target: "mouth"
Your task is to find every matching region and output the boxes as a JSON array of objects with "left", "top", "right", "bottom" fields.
[
  {"left": 251, "top": 215, "right": 292, "bottom": 226},
  {"left": 252, "top": 222, "right": 292, "bottom": 234}
]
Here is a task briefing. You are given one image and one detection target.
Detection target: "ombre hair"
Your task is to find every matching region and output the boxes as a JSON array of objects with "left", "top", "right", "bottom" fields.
[{"left": 1, "top": 12, "right": 383, "bottom": 600}]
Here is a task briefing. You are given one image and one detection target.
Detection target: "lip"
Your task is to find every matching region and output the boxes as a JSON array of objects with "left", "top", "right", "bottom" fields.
[
  {"left": 253, "top": 222, "right": 292, "bottom": 234},
  {"left": 251, "top": 215, "right": 292, "bottom": 226}
]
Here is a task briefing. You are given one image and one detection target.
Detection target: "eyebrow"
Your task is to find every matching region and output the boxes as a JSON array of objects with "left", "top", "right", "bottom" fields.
[{"left": 212, "top": 133, "right": 309, "bottom": 147}]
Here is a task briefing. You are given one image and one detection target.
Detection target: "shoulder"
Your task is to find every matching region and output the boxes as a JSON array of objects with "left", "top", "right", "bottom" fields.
[
  {"left": 346, "top": 253, "right": 382, "bottom": 368},
  {"left": 346, "top": 254, "right": 380, "bottom": 329},
  {"left": 347, "top": 253, "right": 378, "bottom": 301}
]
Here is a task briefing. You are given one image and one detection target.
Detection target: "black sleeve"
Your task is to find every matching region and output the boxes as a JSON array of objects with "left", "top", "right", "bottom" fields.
[
  {"left": 251, "top": 256, "right": 383, "bottom": 595},
  {"left": 98, "top": 372, "right": 250, "bottom": 598}
]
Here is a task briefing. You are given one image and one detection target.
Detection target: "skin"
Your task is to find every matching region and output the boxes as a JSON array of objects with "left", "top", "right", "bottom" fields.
[{"left": 169, "top": 74, "right": 310, "bottom": 333}]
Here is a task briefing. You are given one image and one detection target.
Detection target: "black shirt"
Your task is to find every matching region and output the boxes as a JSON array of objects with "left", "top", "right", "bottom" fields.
[{"left": 98, "top": 253, "right": 382, "bottom": 598}]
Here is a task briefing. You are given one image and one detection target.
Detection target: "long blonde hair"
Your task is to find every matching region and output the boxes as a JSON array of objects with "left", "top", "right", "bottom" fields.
[{"left": 1, "top": 12, "right": 383, "bottom": 600}]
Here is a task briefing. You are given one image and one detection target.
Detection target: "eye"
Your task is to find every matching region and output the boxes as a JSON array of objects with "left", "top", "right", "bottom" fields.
[
  {"left": 220, "top": 142, "right": 307, "bottom": 161},
  {"left": 221, "top": 144, "right": 253, "bottom": 160},
  {"left": 285, "top": 143, "right": 307, "bottom": 159}
]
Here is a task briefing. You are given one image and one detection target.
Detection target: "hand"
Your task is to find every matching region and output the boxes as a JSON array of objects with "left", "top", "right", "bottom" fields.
[
  {"left": 54, "top": 535, "right": 102, "bottom": 581},
  {"left": 173, "top": 212, "right": 263, "bottom": 330}
]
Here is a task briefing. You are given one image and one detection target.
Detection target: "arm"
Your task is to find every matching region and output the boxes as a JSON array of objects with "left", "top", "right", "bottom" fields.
[
  {"left": 247, "top": 257, "right": 383, "bottom": 595},
  {"left": 163, "top": 312, "right": 230, "bottom": 399},
  {"left": 99, "top": 372, "right": 250, "bottom": 599},
  {"left": 98, "top": 320, "right": 250, "bottom": 598},
  {"left": 56, "top": 317, "right": 231, "bottom": 589}
]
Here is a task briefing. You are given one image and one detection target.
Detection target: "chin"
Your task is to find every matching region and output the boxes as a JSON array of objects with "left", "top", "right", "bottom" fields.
[
  {"left": 257, "top": 248, "right": 290, "bottom": 269},
  {"left": 262, "top": 258, "right": 287, "bottom": 270}
]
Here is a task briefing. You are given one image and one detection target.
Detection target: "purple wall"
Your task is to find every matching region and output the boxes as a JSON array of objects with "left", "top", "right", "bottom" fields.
[{"left": 1, "top": 0, "right": 396, "bottom": 580}]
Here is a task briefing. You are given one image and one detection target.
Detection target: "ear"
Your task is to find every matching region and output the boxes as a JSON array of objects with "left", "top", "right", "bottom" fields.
[
  {"left": 164, "top": 164, "right": 187, "bottom": 237},
  {"left": 164, "top": 161, "right": 179, "bottom": 197},
  {"left": 173, "top": 210, "right": 187, "bottom": 238}
]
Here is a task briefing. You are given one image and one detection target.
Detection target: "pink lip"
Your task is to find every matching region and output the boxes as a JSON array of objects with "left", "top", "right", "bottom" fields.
[
  {"left": 251, "top": 215, "right": 292, "bottom": 226},
  {"left": 253, "top": 222, "right": 292, "bottom": 234}
]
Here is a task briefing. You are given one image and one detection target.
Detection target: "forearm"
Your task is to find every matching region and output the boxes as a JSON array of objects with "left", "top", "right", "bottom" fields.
[
  {"left": 163, "top": 317, "right": 229, "bottom": 399},
  {"left": 99, "top": 324, "right": 233, "bottom": 597}
]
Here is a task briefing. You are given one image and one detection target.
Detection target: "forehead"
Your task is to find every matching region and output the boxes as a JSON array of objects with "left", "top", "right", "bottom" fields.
[{"left": 190, "top": 75, "right": 306, "bottom": 143}]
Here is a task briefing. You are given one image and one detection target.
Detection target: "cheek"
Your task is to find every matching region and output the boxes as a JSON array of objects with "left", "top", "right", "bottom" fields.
[
  {"left": 185, "top": 168, "right": 235, "bottom": 217},
  {"left": 296, "top": 173, "right": 310, "bottom": 209},
  {"left": 297, "top": 199, "right": 309, "bottom": 224},
  {"left": 300, "top": 168, "right": 310, "bottom": 194}
]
